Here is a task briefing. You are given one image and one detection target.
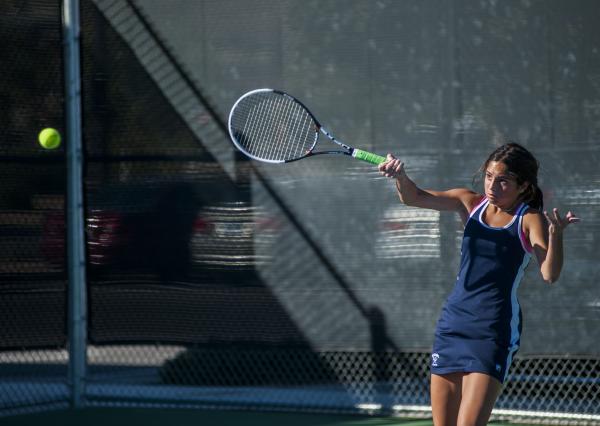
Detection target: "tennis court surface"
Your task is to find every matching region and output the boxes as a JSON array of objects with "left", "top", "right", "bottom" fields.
[{"left": 2, "top": 407, "right": 538, "bottom": 426}]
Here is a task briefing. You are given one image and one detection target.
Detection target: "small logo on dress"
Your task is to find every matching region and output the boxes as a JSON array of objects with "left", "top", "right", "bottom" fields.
[
  {"left": 495, "top": 364, "right": 502, "bottom": 372},
  {"left": 432, "top": 353, "right": 440, "bottom": 367}
]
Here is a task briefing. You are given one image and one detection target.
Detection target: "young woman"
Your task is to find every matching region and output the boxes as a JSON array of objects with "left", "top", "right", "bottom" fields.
[{"left": 378, "top": 143, "right": 579, "bottom": 426}]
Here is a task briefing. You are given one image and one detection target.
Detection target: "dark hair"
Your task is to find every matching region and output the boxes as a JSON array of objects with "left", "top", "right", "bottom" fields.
[{"left": 480, "top": 142, "right": 543, "bottom": 210}]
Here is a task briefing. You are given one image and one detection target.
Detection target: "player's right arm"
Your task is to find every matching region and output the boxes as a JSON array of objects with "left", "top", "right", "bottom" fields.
[{"left": 379, "top": 154, "right": 481, "bottom": 220}]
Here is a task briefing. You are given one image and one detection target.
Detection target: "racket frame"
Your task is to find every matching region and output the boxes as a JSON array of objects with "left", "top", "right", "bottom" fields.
[{"left": 228, "top": 88, "right": 385, "bottom": 164}]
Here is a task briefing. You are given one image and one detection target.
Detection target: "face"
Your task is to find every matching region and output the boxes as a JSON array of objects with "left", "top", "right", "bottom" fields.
[{"left": 484, "top": 161, "right": 528, "bottom": 210}]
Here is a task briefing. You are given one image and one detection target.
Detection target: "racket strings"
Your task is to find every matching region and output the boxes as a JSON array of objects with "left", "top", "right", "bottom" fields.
[{"left": 231, "top": 92, "right": 317, "bottom": 162}]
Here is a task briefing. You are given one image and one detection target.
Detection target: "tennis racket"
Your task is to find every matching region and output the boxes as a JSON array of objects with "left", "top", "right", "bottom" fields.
[{"left": 228, "top": 88, "right": 386, "bottom": 165}]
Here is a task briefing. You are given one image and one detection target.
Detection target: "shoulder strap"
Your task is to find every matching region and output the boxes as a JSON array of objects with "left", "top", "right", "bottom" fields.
[
  {"left": 515, "top": 202, "right": 529, "bottom": 217},
  {"left": 468, "top": 196, "right": 488, "bottom": 219},
  {"left": 516, "top": 203, "right": 533, "bottom": 253}
]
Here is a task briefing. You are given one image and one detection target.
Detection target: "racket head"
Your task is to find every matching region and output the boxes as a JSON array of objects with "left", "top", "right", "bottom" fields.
[{"left": 228, "top": 89, "right": 320, "bottom": 163}]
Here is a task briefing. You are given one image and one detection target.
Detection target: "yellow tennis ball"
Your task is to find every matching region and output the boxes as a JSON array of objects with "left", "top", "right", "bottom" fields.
[{"left": 38, "top": 128, "right": 61, "bottom": 149}]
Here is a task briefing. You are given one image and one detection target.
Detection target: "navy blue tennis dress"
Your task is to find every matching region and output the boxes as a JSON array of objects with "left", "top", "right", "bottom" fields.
[{"left": 431, "top": 197, "right": 533, "bottom": 383}]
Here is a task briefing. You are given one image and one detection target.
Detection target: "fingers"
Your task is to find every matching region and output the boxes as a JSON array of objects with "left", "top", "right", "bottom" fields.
[
  {"left": 544, "top": 208, "right": 580, "bottom": 230},
  {"left": 543, "top": 210, "right": 556, "bottom": 227},
  {"left": 544, "top": 208, "right": 563, "bottom": 227},
  {"left": 378, "top": 154, "right": 395, "bottom": 172},
  {"left": 553, "top": 208, "right": 563, "bottom": 226},
  {"left": 566, "top": 210, "right": 581, "bottom": 224},
  {"left": 378, "top": 154, "right": 405, "bottom": 179}
]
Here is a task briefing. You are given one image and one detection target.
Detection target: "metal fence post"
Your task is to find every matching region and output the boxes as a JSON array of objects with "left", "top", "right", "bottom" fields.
[{"left": 63, "top": 0, "right": 87, "bottom": 409}]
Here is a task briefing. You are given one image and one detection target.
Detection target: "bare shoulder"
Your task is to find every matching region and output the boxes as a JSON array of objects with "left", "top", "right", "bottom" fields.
[
  {"left": 424, "top": 187, "right": 481, "bottom": 214},
  {"left": 522, "top": 208, "right": 545, "bottom": 228},
  {"left": 522, "top": 208, "right": 547, "bottom": 241},
  {"left": 521, "top": 208, "right": 549, "bottom": 255},
  {"left": 462, "top": 190, "right": 485, "bottom": 212},
  {"left": 444, "top": 188, "right": 483, "bottom": 211},
  {"left": 451, "top": 189, "right": 481, "bottom": 224}
]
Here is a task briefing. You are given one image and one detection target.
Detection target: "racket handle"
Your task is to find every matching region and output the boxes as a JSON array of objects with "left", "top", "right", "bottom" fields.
[{"left": 352, "top": 149, "right": 386, "bottom": 165}]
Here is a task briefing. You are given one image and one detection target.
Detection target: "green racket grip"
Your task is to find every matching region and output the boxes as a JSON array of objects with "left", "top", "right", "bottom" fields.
[{"left": 352, "top": 149, "right": 386, "bottom": 165}]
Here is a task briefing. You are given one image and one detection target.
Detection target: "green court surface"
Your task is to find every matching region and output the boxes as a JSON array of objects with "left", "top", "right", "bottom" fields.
[{"left": 1, "top": 408, "right": 535, "bottom": 426}]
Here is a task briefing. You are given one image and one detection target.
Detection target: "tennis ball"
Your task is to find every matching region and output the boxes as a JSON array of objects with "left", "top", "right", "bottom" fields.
[{"left": 38, "top": 128, "right": 61, "bottom": 149}]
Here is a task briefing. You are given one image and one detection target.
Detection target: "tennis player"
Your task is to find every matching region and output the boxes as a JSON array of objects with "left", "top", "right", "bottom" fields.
[{"left": 379, "top": 143, "right": 579, "bottom": 426}]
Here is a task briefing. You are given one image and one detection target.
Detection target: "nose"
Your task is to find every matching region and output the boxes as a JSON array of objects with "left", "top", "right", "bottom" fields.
[{"left": 487, "top": 178, "right": 503, "bottom": 196}]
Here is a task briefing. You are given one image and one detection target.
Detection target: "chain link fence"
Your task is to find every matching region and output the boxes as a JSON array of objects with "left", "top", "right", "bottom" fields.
[{"left": 0, "top": 0, "right": 68, "bottom": 417}]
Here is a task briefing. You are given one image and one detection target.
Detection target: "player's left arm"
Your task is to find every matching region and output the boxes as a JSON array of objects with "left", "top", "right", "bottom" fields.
[{"left": 524, "top": 208, "right": 580, "bottom": 284}]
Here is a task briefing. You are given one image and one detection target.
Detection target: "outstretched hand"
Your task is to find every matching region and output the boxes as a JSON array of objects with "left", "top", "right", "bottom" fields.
[{"left": 544, "top": 208, "right": 580, "bottom": 235}]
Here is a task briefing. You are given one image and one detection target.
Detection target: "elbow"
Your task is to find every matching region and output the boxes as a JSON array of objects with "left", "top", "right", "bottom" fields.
[
  {"left": 541, "top": 262, "right": 562, "bottom": 284},
  {"left": 542, "top": 273, "right": 560, "bottom": 284}
]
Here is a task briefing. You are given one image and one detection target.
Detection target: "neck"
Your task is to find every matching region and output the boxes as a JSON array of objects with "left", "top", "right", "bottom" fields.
[
  {"left": 502, "top": 204, "right": 520, "bottom": 214},
  {"left": 488, "top": 198, "right": 522, "bottom": 214}
]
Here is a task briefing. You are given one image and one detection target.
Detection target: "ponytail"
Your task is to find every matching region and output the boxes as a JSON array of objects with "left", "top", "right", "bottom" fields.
[{"left": 523, "top": 183, "right": 544, "bottom": 211}]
